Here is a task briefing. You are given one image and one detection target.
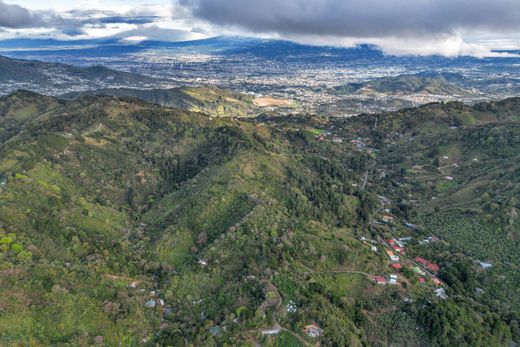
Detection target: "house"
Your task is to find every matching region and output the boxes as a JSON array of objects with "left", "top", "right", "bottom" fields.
[
  {"left": 399, "top": 237, "right": 412, "bottom": 242},
  {"left": 371, "top": 246, "right": 378, "bottom": 253},
  {"left": 435, "top": 288, "right": 448, "bottom": 300},
  {"left": 304, "top": 324, "right": 323, "bottom": 338},
  {"left": 415, "top": 257, "right": 428, "bottom": 265},
  {"left": 477, "top": 261, "right": 493, "bottom": 270},
  {"left": 445, "top": 176, "right": 454, "bottom": 181},
  {"left": 390, "top": 255, "right": 400, "bottom": 262},
  {"left": 144, "top": 299, "right": 156, "bottom": 308},
  {"left": 391, "top": 263, "right": 402, "bottom": 269},
  {"left": 374, "top": 276, "right": 386, "bottom": 285},
  {"left": 383, "top": 215, "right": 394, "bottom": 223},
  {"left": 419, "top": 277, "right": 426, "bottom": 284},
  {"left": 427, "top": 263, "right": 440, "bottom": 273},
  {"left": 388, "top": 274, "right": 398, "bottom": 285},
  {"left": 386, "top": 250, "right": 395, "bottom": 257},
  {"left": 198, "top": 259, "right": 208, "bottom": 266},
  {"left": 413, "top": 267, "right": 426, "bottom": 276},
  {"left": 432, "top": 278, "right": 442, "bottom": 286}
]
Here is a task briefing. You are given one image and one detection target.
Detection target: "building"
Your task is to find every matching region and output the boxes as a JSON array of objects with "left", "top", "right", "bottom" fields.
[
  {"left": 415, "top": 257, "right": 428, "bottom": 265},
  {"left": 390, "top": 255, "right": 400, "bottom": 262},
  {"left": 388, "top": 274, "right": 398, "bottom": 285},
  {"left": 419, "top": 277, "right": 426, "bottom": 284},
  {"left": 427, "top": 263, "right": 440, "bottom": 272},
  {"left": 374, "top": 276, "right": 386, "bottom": 285},
  {"left": 391, "top": 263, "right": 402, "bottom": 269},
  {"left": 477, "top": 261, "right": 493, "bottom": 270},
  {"left": 382, "top": 215, "right": 394, "bottom": 223},
  {"left": 144, "top": 299, "right": 156, "bottom": 308},
  {"left": 413, "top": 267, "right": 426, "bottom": 276},
  {"left": 435, "top": 288, "right": 448, "bottom": 300}
]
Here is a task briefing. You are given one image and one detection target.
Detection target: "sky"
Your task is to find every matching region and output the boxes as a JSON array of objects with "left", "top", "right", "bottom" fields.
[{"left": 0, "top": 0, "right": 519, "bottom": 57}]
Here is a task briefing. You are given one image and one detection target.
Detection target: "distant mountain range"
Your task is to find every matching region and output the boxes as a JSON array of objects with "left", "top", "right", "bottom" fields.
[{"left": 0, "top": 55, "right": 160, "bottom": 96}]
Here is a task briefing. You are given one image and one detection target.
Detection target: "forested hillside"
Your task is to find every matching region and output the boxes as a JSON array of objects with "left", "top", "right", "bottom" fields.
[{"left": 0, "top": 91, "right": 518, "bottom": 346}]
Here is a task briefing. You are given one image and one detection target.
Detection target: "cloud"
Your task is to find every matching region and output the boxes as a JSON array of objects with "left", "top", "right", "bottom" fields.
[
  {"left": 180, "top": 0, "right": 520, "bottom": 39},
  {"left": 175, "top": 0, "right": 520, "bottom": 56},
  {"left": 114, "top": 25, "right": 208, "bottom": 42},
  {"left": 0, "top": 1, "right": 42, "bottom": 28}
]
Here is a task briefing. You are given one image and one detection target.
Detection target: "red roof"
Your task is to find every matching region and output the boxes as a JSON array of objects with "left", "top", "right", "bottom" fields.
[
  {"left": 375, "top": 276, "right": 386, "bottom": 283},
  {"left": 391, "top": 263, "right": 402, "bottom": 269},
  {"left": 419, "top": 278, "right": 426, "bottom": 283},
  {"left": 388, "top": 239, "right": 396, "bottom": 244},
  {"left": 428, "top": 263, "right": 440, "bottom": 272},
  {"left": 415, "top": 257, "right": 428, "bottom": 265}
]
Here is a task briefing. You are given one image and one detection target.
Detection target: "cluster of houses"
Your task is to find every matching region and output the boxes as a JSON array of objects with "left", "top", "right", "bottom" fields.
[
  {"left": 314, "top": 131, "right": 343, "bottom": 144},
  {"left": 351, "top": 138, "right": 375, "bottom": 155},
  {"left": 414, "top": 257, "right": 440, "bottom": 273},
  {"left": 388, "top": 238, "right": 406, "bottom": 255}
]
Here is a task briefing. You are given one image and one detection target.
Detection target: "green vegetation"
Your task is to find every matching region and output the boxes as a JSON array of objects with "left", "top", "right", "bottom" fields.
[{"left": 0, "top": 90, "right": 518, "bottom": 345}]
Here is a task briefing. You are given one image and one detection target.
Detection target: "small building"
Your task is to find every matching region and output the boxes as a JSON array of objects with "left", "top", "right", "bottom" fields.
[
  {"left": 198, "top": 259, "right": 208, "bottom": 266},
  {"left": 419, "top": 277, "right": 426, "bottom": 284},
  {"left": 390, "top": 255, "right": 400, "bottom": 262},
  {"left": 478, "top": 261, "right": 493, "bottom": 270},
  {"left": 415, "top": 257, "right": 428, "bottom": 265},
  {"left": 391, "top": 263, "right": 402, "bottom": 269},
  {"left": 445, "top": 176, "right": 454, "bottom": 181},
  {"left": 374, "top": 276, "right": 386, "bottom": 285},
  {"left": 427, "top": 263, "right": 440, "bottom": 273},
  {"left": 387, "top": 275, "right": 398, "bottom": 285},
  {"left": 304, "top": 324, "right": 323, "bottom": 338},
  {"left": 383, "top": 215, "right": 394, "bottom": 223},
  {"left": 435, "top": 288, "right": 448, "bottom": 300},
  {"left": 371, "top": 246, "right": 378, "bottom": 253},
  {"left": 432, "top": 278, "right": 442, "bottom": 286},
  {"left": 386, "top": 250, "right": 395, "bottom": 257},
  {"left": 413, "top": 267, "right": 426, "bottom": 276},
  {"left": 144, "top": 299, "right": 156, "bottom": 308}
]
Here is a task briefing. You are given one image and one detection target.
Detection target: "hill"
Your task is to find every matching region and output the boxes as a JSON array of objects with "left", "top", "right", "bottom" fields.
[
  {"left": 335, "top": 72, "right": 473, "bottom": 96},
  {"left": 0, "top": 55, "right": 158, "bottom": 96},
  {"left": 61, "top": 86, "right": 261, "bottom": 117},
  {"left": 0, "top": 91, "right": 518, "bottom": 346}
]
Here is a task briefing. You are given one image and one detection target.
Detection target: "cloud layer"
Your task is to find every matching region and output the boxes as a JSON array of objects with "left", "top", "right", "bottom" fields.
[
  {"left": 0, "top": 1, "right": 42, "bottom": 28},
  {"left": 181, "top": 0, "right": 520, "bottom": 39}
]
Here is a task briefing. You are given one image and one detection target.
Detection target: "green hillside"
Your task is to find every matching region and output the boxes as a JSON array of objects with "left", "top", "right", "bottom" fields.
[
  {"left": 336, "top": 72, "right": 472, "bottom": 96},
  {"left": 61, "top": 86, "right": 261, "bottom": 118},
  {"left": 0, "top": 91, "right": 518, "bottom": 346}
]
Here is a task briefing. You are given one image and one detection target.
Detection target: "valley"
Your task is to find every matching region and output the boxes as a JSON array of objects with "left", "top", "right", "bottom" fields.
[{"left": 0, "top": 90, "right": 518, "bottom": 346}]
